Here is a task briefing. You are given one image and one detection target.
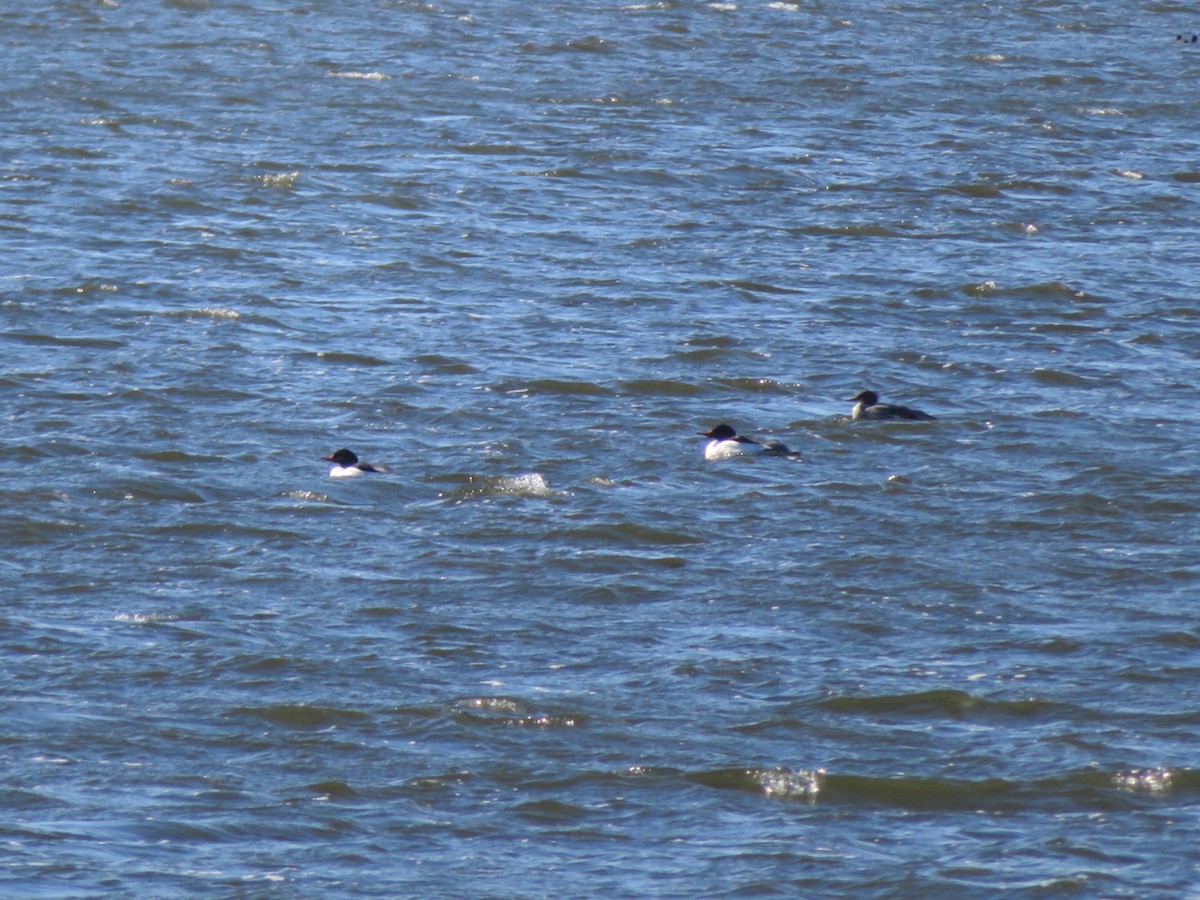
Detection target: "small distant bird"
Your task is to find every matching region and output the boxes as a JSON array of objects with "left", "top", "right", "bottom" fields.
[
  {"left": 699, "top": 424, "right": 801, "bottom": 460},
  {"left": 847, "top": 390, "right": 934, "bottom": 422},
  {"left": 322, "top": 448, "right": 387, "bottom": 477}
]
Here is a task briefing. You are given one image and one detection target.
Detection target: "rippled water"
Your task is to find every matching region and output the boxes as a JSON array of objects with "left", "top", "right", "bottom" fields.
[{"left": 4, "top": 1, "right": 1200, "bottom": 896}]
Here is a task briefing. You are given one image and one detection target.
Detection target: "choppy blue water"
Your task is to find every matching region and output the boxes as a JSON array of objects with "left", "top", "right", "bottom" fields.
[{"left": 4, "top": 1, "right": 1200, "bottom": 896}]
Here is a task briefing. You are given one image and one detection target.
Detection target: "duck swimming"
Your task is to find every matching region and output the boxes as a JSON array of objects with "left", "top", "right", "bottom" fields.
[
  {"left": 699, "top": 424, "right": 801, "bottom": 460},
  {"left": 323, "top": 448, "right": 387, "bottom": 477},
  {"left": 848, "top": 390, "right": 934, "bottom": 422}
]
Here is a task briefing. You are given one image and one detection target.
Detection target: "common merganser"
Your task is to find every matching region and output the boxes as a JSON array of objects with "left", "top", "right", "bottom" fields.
[
  {"left": 699, "top": 424, "right": 801, "bottom": 460},
  {"left": 323, "top": 448, "right": 387, "bottom": 477},
  {"left": 848, "top": 390, "right": 934, "bottom": 422}
]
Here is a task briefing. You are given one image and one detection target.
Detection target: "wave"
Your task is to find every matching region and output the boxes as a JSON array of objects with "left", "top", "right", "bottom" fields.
[
  {"left": 223, "top": 704, "right": 370, "bottom": 728},
  {"left": 448, "top": 696, "right": 585, "bottom": 729},
  {"left": 819, "top": 688, "right": 1064, "bottom": 719},
  {"left": 439, "top": 472, "right": 561, "bottom": 501},
  {"left": 689, "top": 765, "right": 1189, "bottom": 810}
]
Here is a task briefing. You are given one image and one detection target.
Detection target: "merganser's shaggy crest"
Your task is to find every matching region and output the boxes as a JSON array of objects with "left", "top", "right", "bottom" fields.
[
  {"left": 848, "top": 390, "right": 934, "bottom": 422},
  {"left": 323, "top": 448, "right": 387, "bottom": 477},
  {"left": 699, "top": 424, "right": 801, "bottom": 460}
]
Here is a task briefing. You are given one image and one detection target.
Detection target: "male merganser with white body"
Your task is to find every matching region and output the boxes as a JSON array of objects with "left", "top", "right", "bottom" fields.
[
  {"left": 323, "top": 448, "right": 387, "bottom": 477},
  {"left": 848, "top": 390, "right": 934, "bottom": 421},
  {"left": 699, "top": 424, "right": 801, "bottom": 460}
]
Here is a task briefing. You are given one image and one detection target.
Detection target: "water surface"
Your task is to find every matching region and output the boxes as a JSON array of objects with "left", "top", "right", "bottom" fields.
[{"left": 3, "top": 1, "right": 1200, "bottom": 896}]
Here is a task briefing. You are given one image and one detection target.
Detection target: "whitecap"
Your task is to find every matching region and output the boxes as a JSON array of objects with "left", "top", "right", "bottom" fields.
[
  {"left": 1112, "top": 768, "right": 1173, "bottom": 793},
  {"left": 114, "top": 612, "right": 181, "bottom": 624},
  {"left": 757, "top": 766, "right": 825, "bottom": 801},
  {"left": 254, "top": 171, "right": 300, "bottom": 188},
  {"left": 328, "top": 71, "right": 389, "bottom": 81},
  {"left": 281, "top": 489, "right": 333, "bottom": 503},
  {"left": 193, "top": 306, "right": 240, "bottom": 319},
  {"left": 443, "top": 472, "right": 562, "bottom": 501},
  {"left": 499, "top": 473, "right": 557, "bottom": 496}
]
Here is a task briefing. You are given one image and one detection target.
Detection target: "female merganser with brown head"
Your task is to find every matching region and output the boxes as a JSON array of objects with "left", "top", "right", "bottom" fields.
[{"left": 848, "top": 390, "right": 934, "bottom": 421}]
